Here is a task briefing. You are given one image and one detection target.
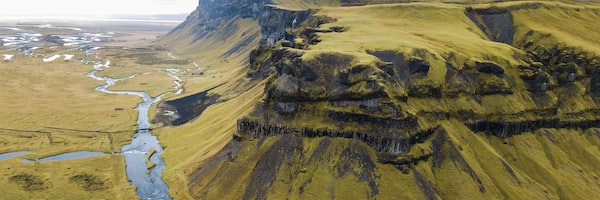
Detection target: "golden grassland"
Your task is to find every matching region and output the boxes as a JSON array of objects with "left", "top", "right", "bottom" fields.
[
  {"left": 104, "top": 31, "right": 166, "bottom": 48},
  {"left": 95, "top": 48, "right": 192, "bottom": 78},
  {"left": 0, "top": 155, "right": 137, "bottom": 199},
  {"left": 109, "top": 72, "right": 178, "bottom": 98},
  {"left": 0, "top": 55, "right": 140, "bottom": 155},
  {"left": 0, "top": 52, "right": 141, "bottom": 199},
  {"left": 0, "top": 26, "right": 190, "bottom": 198}
]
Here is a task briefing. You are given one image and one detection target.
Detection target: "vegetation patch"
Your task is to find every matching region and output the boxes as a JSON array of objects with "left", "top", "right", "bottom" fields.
[
  {"left": 9, "top": 173, "right": 49, "bottom": 191},
  {"left": 69, "top": 173, "right": 109, "bottom": 191},
  {"left": 146, "top": 149, "right": 157, "bottom": 173}
]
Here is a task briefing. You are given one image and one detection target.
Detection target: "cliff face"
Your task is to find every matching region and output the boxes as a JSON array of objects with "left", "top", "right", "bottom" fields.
[
  {"left": 170, "top": 0, "right": 298, "bottom": 41},
  {"left": 160, "top": 1, "right": 600, "bottom": 199},
  {"left": 158, "top": 0, "right": 310, "bottom": 61}
]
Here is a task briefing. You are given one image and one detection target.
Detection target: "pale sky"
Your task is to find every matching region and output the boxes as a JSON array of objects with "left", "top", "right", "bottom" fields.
[{"left": 0, "top": 0, "right": 198, "bottom": 17}]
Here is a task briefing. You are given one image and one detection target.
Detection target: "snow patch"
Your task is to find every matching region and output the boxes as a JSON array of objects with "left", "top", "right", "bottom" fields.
[
  {"left": 43, "top": 55, "right": 61, "bottom": 62},
  {"left": 3, "top": 54, "right": 14, "bottom": 61}
]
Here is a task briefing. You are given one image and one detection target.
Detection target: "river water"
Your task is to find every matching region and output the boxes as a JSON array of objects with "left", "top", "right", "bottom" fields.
[{"left": 88, "top": 60, "right": 171, "bottom": 200}]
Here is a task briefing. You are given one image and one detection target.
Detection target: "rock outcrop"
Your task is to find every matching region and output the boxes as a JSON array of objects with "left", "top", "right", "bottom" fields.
[
  {"left": 161, "top": 1, "right": 600, "bottom": 199},
  {"left": 234, "top": 1, "right": 600, "bottom": 170}
]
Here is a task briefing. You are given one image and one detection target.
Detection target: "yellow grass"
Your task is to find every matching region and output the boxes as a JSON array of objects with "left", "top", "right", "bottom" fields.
[
  {"left": 0, "top": 56, "right": 140, "bottom": 155},
  {"left": 0, "top": 155, "right": 137, "bottom": 199},
  {"left": 109, "top": 72, "right": 178, "bottom": 97},
  {"left": 0, "top": 25, "right": 191, "bottom": 198},
  {"left": 509, "top": 1, "right": 600, "bottom": 54}
]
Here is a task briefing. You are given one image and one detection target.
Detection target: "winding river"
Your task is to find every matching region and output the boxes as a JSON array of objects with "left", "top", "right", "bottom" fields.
[{"left": 88, "top": 60, "right": 172, "bottom": 200}]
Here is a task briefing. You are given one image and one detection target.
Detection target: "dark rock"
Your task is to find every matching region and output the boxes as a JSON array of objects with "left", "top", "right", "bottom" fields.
[
  {"left": 300, "top": 63, "right": 318, "bottom": 81},
  {"left": 267, "top": 75, "right": 299, "bottom": 101},
  {"left": 154, "top": 86, "right": 221, "bottom": 126},
  {"left": 408, "top": 77, "right": 442, "bottom": 98},
  {"left": 412, "top": 169, "right": 442, "bottom": 200},
  {"left": 517, "top": 64, "right": 539, "bottom": 80},
  {"left": 408, "top": 57, "right": 430, "bottom": 75},
  {"left": 476, "top": 61, "right": 504, "bottom": 77},
  {"left": 281, "top": 40, "right": 293, "bottom": 47},
  {"left": 336, "top": 142, "right": 379, "bottom": 196},
  {"left": 378, "top": 62, "right": 395, "bottom": 77},
  {"left": 236, "top": 118, "right": 435, "bottom": 156},
  {"left": 465, "top": 116, "right": 600, "bottom": 138},
  {"left": 590, "top": 72, "right": 600, "bottom": 94},
  {"left": 275, "top": 102, "right": 297, "bottom": 115},
  {"left": 466, "top": 7, "right": 514, "bottom": 44},
  {"left": 259, "top": 6, "right": 312, "bottom": 46}
]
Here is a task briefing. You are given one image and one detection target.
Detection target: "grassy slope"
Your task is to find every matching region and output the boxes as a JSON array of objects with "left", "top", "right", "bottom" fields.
[
  {"left": 170, "top": 1, "right": 600, "bottom": 199},
  {"left": 157, "top": 17, "right": 262, "bottom": 95},
  {"left": 154, "top": 15, "right": 267, "bottom": 198},
  {"left": 510, "top": 1, "right": 600, "bottom": 54},
  {"left": 191, "top": 125, "right": 600, "bottom": 199}
]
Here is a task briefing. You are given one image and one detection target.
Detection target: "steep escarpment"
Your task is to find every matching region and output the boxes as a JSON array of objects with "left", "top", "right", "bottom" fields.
[
  {"left": 159, "top": 1, "right": 600, "bottom": 199},
  {"left": 158, "top": 0, "right": 311, "bottom": 62}
]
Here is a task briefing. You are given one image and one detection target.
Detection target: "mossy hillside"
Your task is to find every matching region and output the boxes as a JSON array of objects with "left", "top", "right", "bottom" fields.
[
  {"left": 154, "top": 1, "right": 303, "bottom": 198},
  {"left": 159, "top": 17, "right": 265, "bottom": 105},
  {"left": 245, "top": 1, "right": 600, "bottom": 135},
  {"left": 155, "top": 80, "right": 266, "bottom": 199},
  {"left": 187, "top": 122, "right": 600, "bottom": 199},
  {"left": 154, "top": 7, "right": 271, "bottom": 200},
  {"left": 184, "top": 1, "right": 600, "bottom": 199},
  {"left": 153, "top": 0, "right": 600, "bottom": 199},
  {"left": 508, "top": 2, "right": 600, "bottom": 53}
]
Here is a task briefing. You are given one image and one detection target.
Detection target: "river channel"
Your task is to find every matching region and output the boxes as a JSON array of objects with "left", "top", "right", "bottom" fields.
[{"left": 88, "top": 60, "right": 171, "bottom": 200}]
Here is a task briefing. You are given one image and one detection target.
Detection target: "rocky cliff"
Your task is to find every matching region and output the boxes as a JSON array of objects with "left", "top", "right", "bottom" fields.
[{"left": 158, "top": 1, "right": 600, "bottom": 199}]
